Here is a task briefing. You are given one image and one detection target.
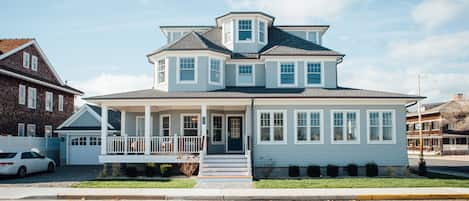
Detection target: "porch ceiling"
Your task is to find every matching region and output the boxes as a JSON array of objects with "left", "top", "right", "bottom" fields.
[{"left": 109, "top": 105, "right": 247, "bottom": 112}]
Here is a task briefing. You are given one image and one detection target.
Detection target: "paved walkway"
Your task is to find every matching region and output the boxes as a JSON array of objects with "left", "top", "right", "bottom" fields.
[{"left": 1, "top": 187, "right": 469, "bottom": 200}]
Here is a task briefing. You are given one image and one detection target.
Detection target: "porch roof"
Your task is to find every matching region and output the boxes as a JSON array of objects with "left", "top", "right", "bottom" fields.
[{"left": 84, "top": 87, "right": 423, "bottom": 100}]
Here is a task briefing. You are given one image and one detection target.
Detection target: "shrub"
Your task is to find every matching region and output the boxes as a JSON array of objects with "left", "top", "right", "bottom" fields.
[
  {"left": 385, "top": 166, "right": 397, "bottom": 177},
  {"left": 145, "top": 163, "right": 157, "bottom": 177},
  {"left": 125, "top": 166, "right": 137, "bottom": 177},
  {"left": 111, "top": 165, "right": 120, "bottom": 177},
  {"left": 160, "top": 164, "right": 172, "bottom": 177},
  {"left": 418, "top": 160, "right": 427, "bottom": 176},
  {"left": 327, "top": 165, "right": 339, "bottom": 177},
  {"left": 346, "top": 164, "right": 358, "bottom": 176},
  {"left": 288, "top": 166, "right": 300, "bottom": 177},
  {"left": 366, "top": 163, "right": 378, "bottom": 177},
  {"left": 180, "top": 163, "right": 198, "bottom": 177},
  {"left": 307, "top": 165, "right": 321, "bottom": 177}
]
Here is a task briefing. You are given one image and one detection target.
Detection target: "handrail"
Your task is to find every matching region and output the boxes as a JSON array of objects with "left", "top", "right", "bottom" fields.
[{"left": 106, "top": 135, "right": 203, "bottom": 154}]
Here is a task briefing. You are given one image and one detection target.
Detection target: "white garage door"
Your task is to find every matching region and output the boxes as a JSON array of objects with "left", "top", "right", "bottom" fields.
[{"left": 69, "top": 135, "right": 101, "bottom": 165}]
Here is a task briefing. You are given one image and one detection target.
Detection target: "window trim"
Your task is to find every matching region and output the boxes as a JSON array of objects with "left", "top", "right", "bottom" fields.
[
  {"left": 135, "top": 116, "right": 153, "bottom": 136},
  {"left": 306, "top": 31, "right": 320, "bottom": 44},
  {"left": 156, "top": 58, "right": 167, "bottom": 85},
  {"left": 277, "top": 61, "right": 298, "bottom": 87},
  {"left": 208, "top": 57, "right": 223, "bottom": 86},
  {"left": 26, "top": 124, "right": 36, "bottom": 137},
  {"left": 45, "top": 91, "right": 53, "bottom": 112},
  {"left": 235, "top": 64, "right": 255, "bottom": 86},
  {"left": 294, "top": 110, "right": 324, "bottom": 144},
  {"left": 366, "top": 110, "right": 396, "bottom": 144},
  {"left": 236, "top": 19, "right": 254, "bottom": 43},
  {"left": 31, "top": 55, "right": 38, "bottom": 71},
  {"left": 176, "top": 56, "right": 198, "bottom": 84},
  {"left": 258, "top": 19, "right": 268, "bottom": 44},
  {"left": 330, "top": 110, "right": 361, "bottom": 144},
  {"left": 23, "top": 52, "right": 30, "bottom": 68},
  {"left": 180, "top": 113, "right": 200, "bottom": 136},
  {"left": 304, "top": 61, "right": 325, "bottom": 87},
  {"left": 18, "top": 84, "right": 26, "bottom": 105},
  {"left": 256, "top": 110, "right": 287, "bottom": 145},
  {"left": 159, "top": 114, "right": 171, "bottom": 136},
  {"left": 222, "top": 20, "right": 233, "bottom": 44},
  {"left": 18, "top": 123, "right": 25, "bottom": 136},
  {"left": 58, "top": 95, "right": 64, "bottom": 111},
  {"left": 211, "top": 113, "right": 224, "bottom": 144},
  {"left": 27, "top": 87, "right": 36, "bottom": 109}
]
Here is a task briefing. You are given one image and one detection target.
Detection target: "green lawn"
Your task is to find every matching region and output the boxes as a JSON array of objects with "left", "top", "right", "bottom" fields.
[
  {"left": 255, "top": 178, "right": 469, "bottom": 188},
  {"left": 72, "top": 179, "right": 196, "bottom": 188}
]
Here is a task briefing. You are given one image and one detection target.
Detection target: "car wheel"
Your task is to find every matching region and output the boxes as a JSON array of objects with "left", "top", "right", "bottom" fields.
[
  {"left": 47, "top": 163, "right": 55, "bottom": 173},
  {"left": 17, "top": 166, "right": 27, "bottom": 178}
]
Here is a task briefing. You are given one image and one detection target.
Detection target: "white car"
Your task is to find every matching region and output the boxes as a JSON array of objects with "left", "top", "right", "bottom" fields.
[{"left": 0, "top": 151, "right": 56, "bottom": 177}]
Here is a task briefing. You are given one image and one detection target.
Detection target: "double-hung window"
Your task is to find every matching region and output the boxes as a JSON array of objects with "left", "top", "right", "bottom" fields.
[
  {"left": 307, "top": 31, "right": 318, "bottom": 44},
  {"left": 279, "top": 62, "right": 296, "bottom": 86},
  {"left": 18, "top": 84, "right": 26, "bottom": 105},
  {"left": 27, "top": 87, "right": 36, "bottom": 109},
  {"left": 18, "top": 123, "right": 25, "bottom": 136},
  {"left": 157, "top": 59, "right": 166, "bottom": 84},
  {"left": 306, "top": 62, "right": 322, "bottom": 86},
  {"left": 258, "top": 110, "right": 286, "bottom": 144},
  {"left": 136, "top": 116, "right": 152, "bottom": 136},
  {"left": 58, "top": 95, "right": 64, "bottom": 111},
  {"left": 160, "top": 114, "right": 171, "bottom": 136},
  {"left": 211, "top": 114, "right": 223, "bottom": 144},
  {"left": 45, "top": 92, "right": 53, "bottom": 112},
  {"left": 31, "top": 55, "right": 38, "bottom": 71},
  {"left": 178, "top": 57, "right": 196, "bottom": 83},
  {"left": 237, "top": 64, "right": 253, "bottom": 85},
  {"left": 23, "top": 52, "right": 30, "bottom": 68},
  {"left": 367, "top": 110, "right": 395, "bottom": 144},
  {"left": 27, "top": 124, "right": 36, "bottom": 136},
  {"left": 295, "top": 110, "right": 323, "bottom": 144},
  {"left": 332, "top": 111, "right": 359, "bottom": 143},
  {"left": 209, "top": 58, "right": 222, "bottom": 85},
  {"left": 223, "top": 21, "right": 232, "bottom": 43},
  {"left": 238, "top": 20, "right": 252, "bottom": 41},
  {"left": 182, "top": 114, "right": 199, "bottom": 136},
  {"left": 258, "top": 20, "right": 266, "bottom": 43}
]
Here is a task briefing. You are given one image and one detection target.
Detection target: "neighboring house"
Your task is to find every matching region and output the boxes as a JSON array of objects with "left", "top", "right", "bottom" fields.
[
  {"left": 84, "top": 12, "right": 422, "bottom": 179},
  {"left": 407, "top": 93, "right": 469, "bottom": 155},
  {"left": 0, "top": 39, "right": 82, "bottom": 137},
  {"left": 56, "top": 104, "right": 120, "bottom": 165}
]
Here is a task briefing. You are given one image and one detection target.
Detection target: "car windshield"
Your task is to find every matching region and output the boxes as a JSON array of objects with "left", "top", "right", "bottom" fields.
[{"left": 0, "top": 153, "right": 17, "bottom": 159}]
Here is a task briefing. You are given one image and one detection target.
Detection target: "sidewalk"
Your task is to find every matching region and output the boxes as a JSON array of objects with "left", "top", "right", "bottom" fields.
[{"left": 1, "top": 187, "right": 469, "bottom": 200}]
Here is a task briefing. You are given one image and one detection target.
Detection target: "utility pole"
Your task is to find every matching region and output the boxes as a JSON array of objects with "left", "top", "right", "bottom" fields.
[{"left": 417, "top": 74, "right": 424, "bottom": 163}]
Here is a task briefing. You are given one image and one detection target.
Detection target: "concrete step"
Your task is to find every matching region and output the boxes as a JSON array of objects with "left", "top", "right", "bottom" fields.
[
  {"left": 203, "top": 159, "right": 247, "bottom": 163},
  {"left": 202, "top": 163, "right": 248, "bottom": 168},
  {"left": 205, "top": 155, "right": 247, "bottom": 159},
  {"left": 199, "top": 171, "right": 249, "bottom": 176},
  {"left": 201, "top": 167, "right": 249, "bottom": 172}
]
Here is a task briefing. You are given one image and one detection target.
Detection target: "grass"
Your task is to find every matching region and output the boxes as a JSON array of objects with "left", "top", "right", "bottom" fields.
[
  {"left": 72, "top": 179, "right": 196, "bottom": 188},
  {"left": 255, "top": 178, "right": 469, "bottom": 188}
]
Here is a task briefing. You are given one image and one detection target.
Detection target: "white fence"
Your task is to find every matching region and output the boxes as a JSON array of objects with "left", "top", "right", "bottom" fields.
[{"left": 0, "top": 136, "right": 60, "bottom": 162}]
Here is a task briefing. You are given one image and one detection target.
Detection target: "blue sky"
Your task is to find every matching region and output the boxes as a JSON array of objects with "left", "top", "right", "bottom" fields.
[{"left": 2, "top": 0, "right": 469, "bottom": 104}]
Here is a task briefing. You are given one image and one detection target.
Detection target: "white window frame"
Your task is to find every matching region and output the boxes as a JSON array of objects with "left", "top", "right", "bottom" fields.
[
  {"left": 157, "top": 58, "right": 167, "bottom": 85},
  {"left": 27, "top": 87, "right": 36, "bottom": 109},
  {"left": 211, "top": 113, "right": 224, "bottom": 144},
  {"left": 18, "top": 84, "right": 26, "bottom": 105},
  {"left": 26, "top": 124, "right": 36, "bottom": 137},
  {"left": 304, "top": 61, "right": 325, "bottom": 87},
  {"left": 366, "top": 110, "right": 396, "bottom": 144},
  {"left": 235, "top": 64, "right": 255, "bottom": 86},
  {"left": 44, "top": 125, "right": 52, "bottom": 137},
  {"left": 31, "top": 55, "right": 38, "bottom": 71},
  {"left": 208, "top": 57, "right": 223, "bottom": 86},
  {"left": 330, "top": 110, "right": 360, "bottom": 144},
  {"left": 17, "top": 123, "right": 25, "bottom": 136},
  {"left": 23, "top": 52, "right": 30, "bottom": 68},
  {"left": 256, "top": 110, "right": 287, "bottom": 144},
  {"left": 294, "top": 110, "right": 324, "bottom": 144},
  {"left": 431, "top": 120, "right": 440, "bottom": 131},
  {"left": 277, "top": 61, "right": 297, "bottom": 87},
  {"left": 58, "top": 95, "right": 64, "bottom": 111},
  {"left": 306, "top": 31, "right": 320, "bottom": 44},
  {"left": 180, "top": 113, "right": 200, "bottom": 136},
  {"left": 136, "top": 116, "right": 153, "bottom": 136},
  {"left": 45, "top": 91, "right": 53, "bottom": 112},
  {"left": 258, "top": 19, "right": 268, "bottom": 44},
  {"left": 176, "top": 56, "right": 198, "bottom": 84},
  {"left": 222, "top": 20, "right": 233, "bottom": 44},
  {"left": 236, "top": 19, "right": 254, "bottom": 43},
  {"left": 159, "top": 114, "right": 171, "bottom": 136}
]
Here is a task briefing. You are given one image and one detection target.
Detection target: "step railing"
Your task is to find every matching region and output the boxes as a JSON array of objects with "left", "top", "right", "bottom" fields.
[{"left": 106, "top": 135, "right": 202, "bottom": 154}]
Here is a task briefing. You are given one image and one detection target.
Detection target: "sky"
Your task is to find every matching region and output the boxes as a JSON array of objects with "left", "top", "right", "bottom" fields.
[{"left": 2, "top": 0, "right": 469, "bottom": 105}]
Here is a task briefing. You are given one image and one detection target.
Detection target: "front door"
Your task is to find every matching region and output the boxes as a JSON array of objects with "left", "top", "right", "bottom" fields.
[{"left": 227, "top": 116, "right": 243, "bottom": 152}]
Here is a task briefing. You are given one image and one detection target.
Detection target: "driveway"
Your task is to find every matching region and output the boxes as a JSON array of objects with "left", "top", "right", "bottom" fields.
[{"left": 0, "top": 165, "right": 101, "bottom": 187}]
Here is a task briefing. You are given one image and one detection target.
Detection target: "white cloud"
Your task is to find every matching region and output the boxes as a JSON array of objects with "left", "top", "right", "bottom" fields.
[
  {"left": 412, "top": 0, "right": 468, "bottom": 29},
  {"left": 227, "top": 0, "right": 356, "bottom": 24},
  {"left": 73, "top": 73, "right": 153, "bottom": 106}
]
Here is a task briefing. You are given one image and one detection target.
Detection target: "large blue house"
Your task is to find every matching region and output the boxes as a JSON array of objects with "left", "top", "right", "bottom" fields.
[{"left": 82, "top": 12, "right": 422, "bottom": 179}]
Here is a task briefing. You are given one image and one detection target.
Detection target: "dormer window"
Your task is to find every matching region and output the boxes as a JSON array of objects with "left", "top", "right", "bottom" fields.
[
  {"left": 223, "top": 21, "right": 233, "bottom": 44},
  {"left": 258, "top": 20, "right": 267, "bottom": 44},
  {"left": 238, "top": 20, "right": 252, "bottom": 42}
]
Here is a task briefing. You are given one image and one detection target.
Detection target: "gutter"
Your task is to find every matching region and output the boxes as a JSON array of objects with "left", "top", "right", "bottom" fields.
[{"left": 405, "top": 101, "right": 418, "bottom": 108}]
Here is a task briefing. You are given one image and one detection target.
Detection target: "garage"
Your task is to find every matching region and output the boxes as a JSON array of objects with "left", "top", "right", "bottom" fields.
[{"left": 68, "top": 134, "right": 101, "bottom": 165}]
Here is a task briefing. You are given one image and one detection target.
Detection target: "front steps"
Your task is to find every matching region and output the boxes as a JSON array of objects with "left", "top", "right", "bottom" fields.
[{"left": 197, "top": 154, "right": 252, "bottom": 183}]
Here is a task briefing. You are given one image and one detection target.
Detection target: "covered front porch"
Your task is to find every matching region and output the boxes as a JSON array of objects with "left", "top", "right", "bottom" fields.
[{"left": 97, "top": 98, "right": 253, "bottom": 163}]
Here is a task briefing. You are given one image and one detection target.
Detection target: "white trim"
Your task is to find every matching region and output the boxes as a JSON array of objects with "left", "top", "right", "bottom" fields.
[
  {"left": 17, "top": 123, "right": 25, "bottom": 136},
  {"left": 305, "top": 31, "right": 320, "bottom": 44},
  {"left": 208, "top": 57, "right": 224, "bottom": 86},
  {"left": 159, "top": 114, "right": 171, "bottom": 136},
  {"left": 225, "top": 114, "right": 244, "bottom": 153},
  {"left": 263, "top": 56, "right": 340, "bottom": 62},
  {"left": 148, "top": 50, "right": 230, "bottom": 62},
  {"left": 294, "top": 110, "right": 324, "bottom": 144},
  {"left": 222, "top": 20, "right": 233, "bottom": 45},
  {"left": 258, "top": 19, "right": 268, "bottom": 44},
  {"left": 235, "top": 18, "right": 254, "bottom": 43},
  {"left": 23, "top": 52, "right": 30, "bottom": 68},
  {"left": 235, "top": 64, "right": 255, "bottom": 86},
  {"left": 45, "top": 91, "right": 53, "bottom": 112},
  {"left": 304, "top": 61, "right": 325, "bottom": 87},
  {"left": 180, "top": 113, "right": 200, "bottom": 136},
  {"left": 56, "top": 104, "right": 115, "bottom": 130},
  {"left": 55, "top": 130, "right": 119, "bottom": 134},
  {"left": 18, "top": 84, "right": 26, "bottom": 105},
  {"left": 256, "top": 109, "right": 288, "bottom": 145},
  {"left": 330, "top": 110, "right": 361, "bottom": 144},
  {"left": 211, "top": 113, "right": 224, "bottom": 144},
  {"left": 176, "top": 56, "right": 198, "bottom": 84},
  {"left": 58, "top": 95, "right": 64, "bottom": 111},
  {"left": 156, "top": 58, "right": 167, "bottom": 85},
  {"left": 277, "top": 61, "right": 298, "bottom": 87},
  {"left": 226, "top": 60, "right": 264, "bottom": 65},
  {"left": 31, "top": 55, "right": 38, "bottom": 71},
  {"left": 27, "top": 87, "right": 37, "bottom": 109},
  {"left": 254, "top": 98, "right": 414, "bottom": 106},
  {"left": 367, "top": 110, "right": 396, "bottom": 144}
]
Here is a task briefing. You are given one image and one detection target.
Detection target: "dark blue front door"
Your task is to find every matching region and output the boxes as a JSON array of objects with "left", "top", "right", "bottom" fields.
[{"left": 227, "top": 116, "right": 243, "bottom": 152}]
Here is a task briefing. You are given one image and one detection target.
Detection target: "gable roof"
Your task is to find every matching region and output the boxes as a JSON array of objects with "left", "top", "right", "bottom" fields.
[
  {"left": 56, "top": 104, "right": 121, "bottom": 131},
  {"left": 0, "top": 39, "right": 33, "bottom": 54}
]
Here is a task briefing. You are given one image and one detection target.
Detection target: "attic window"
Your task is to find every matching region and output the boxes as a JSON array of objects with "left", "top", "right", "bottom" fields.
[
  {"left": 307, "top": 31, "right": 318, "bottom": 44},
  {"left": 238, "top": 20, "right": 252, "bottom": 41}
]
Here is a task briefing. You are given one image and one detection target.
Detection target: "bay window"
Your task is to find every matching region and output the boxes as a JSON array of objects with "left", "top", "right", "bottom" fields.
[
  {"left": 157, "top": 59, "right": 166, "bottom": 84},
  {"left": 238, "top": 20, "right": 252, "bottom": 41},
  {"left": 209, "top": 58, "right": 222, "bottom": 85},
  {"left": 178, "top": 57, "right": 196, "bottom": 83},
  {"left": 258, "top": 20, "right": 266, "bottom": 43},
  {"left": 223, "top": 21, "right": 232, "bottom": 43}
]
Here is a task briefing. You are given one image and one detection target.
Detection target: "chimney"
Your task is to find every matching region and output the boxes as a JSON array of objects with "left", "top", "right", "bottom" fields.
[{"left": 453, "top": 93, "right": 464, "bottom": 101}]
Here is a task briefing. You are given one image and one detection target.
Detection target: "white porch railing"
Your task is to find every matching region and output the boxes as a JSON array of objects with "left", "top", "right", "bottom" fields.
[{"left": 106, "top": 136, "right": 202, "bottom": 154}]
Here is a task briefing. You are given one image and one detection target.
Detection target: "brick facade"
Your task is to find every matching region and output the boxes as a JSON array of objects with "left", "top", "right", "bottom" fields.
[{"left": 406, "top": 113, "right": 443, "bottom": 136}]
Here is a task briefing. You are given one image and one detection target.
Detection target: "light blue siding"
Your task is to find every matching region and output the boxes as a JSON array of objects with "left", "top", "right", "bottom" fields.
[
  {"left": 69, "top": 112, "right": 99, "bottom": 127},
  {"left": 225, "top": 63, "right": 265, "bottom": 87},
  {"left": 232, "top": 18, "right": 268, "bottom": 53},
  {"left": 252, "top": 104, "right": 408, "bottom": 167}
]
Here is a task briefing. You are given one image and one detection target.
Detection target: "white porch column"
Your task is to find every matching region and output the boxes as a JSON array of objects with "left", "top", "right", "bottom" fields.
[
  {"left": 201, "top": 104, "right": 207, "bottom": 152},
  {"left": 101, "top": 105, "right": 108, "bottom": 155},
  {"left": 144, "top": 105, "right": 151, "bottom": 155},
  {"left": 121, "top": 110, "right": 126, "bottom": 136}
]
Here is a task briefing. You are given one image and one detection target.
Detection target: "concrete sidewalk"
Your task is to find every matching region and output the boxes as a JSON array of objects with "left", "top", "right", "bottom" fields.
[{"left": 1, "top": 187, "right": 469, "bottom": 200}]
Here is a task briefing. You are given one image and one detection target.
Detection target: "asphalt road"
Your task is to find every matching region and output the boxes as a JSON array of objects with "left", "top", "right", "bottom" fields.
[{"left": 409, "top": 157, "right": 469, "bottom": 175}]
